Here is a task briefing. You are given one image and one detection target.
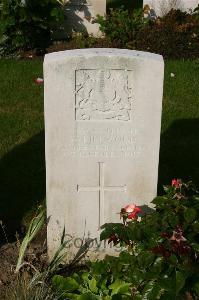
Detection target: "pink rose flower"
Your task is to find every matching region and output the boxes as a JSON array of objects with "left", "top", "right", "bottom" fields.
[
  {"left": 122, "top": 204, "right": 142, "bottom": 220},
  {"left": 172, "top": 179, "right": 181, "bottom": 188},
  {"left": 123, "top": 204, "right": 136, "bottom": 213},
  {"left": 128, "top": 206, "right": 142, "bottom": 220}
]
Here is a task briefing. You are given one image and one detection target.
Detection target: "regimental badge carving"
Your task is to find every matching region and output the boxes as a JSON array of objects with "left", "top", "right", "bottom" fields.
[{"left": 75, "top": 69, "right": 133, "bottom": 121}]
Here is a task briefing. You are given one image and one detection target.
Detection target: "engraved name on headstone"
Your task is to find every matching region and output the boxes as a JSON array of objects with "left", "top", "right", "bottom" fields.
[{"left": 44, "top": 48, "right": 164, "bottom": 261}]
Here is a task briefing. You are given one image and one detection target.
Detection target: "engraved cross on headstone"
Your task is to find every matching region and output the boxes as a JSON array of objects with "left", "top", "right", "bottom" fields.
[{"left": 77, "top": 162, "right": 127, "bottom": 227}]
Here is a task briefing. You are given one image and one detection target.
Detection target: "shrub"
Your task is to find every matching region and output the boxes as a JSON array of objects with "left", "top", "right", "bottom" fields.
[
  {"left": 107, "top": 0, "right": 143, "bottom": 12},
  {"left": 99, "top": 179, "right": 199, "bottom": 299},
  {"left": 137, "top": 9, "right": 199, "bottom": 59},
  {"left": 0, "top": 0, "right": 64, "bottom": 55},
  {"left": 52, "top": 180, "right": 199, "bottom": 299},
  {"left": 97, "top": 7, "right": 199, "bottom": 59},
  {"left": 97, "top": 8, "right": 148, "bottom": 49}
]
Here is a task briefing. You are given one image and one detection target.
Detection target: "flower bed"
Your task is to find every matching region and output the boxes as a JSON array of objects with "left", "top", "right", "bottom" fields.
[{"left": 4, "top": 179, "right": 199, "bottom": 300}]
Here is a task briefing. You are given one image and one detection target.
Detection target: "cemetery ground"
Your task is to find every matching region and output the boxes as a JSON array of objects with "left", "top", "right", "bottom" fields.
[{"left": 0, "top": 57, "right": 199, "bottom": 299}]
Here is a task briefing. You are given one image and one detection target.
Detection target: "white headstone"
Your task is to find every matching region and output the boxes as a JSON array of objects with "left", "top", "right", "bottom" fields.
[
  {"left": 143, "top": 0, "right": 199, "bottom": 17},
  {"left": 64, "top": 0, "right": 106, "bottom": 37},
  {"left": 44, "top": 48, "right": 164, "bottom": 261}
]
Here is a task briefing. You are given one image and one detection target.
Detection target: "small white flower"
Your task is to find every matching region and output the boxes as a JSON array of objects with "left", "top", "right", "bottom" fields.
[{"left": 170, "top": 73, "right": 175, "bottom": 78}]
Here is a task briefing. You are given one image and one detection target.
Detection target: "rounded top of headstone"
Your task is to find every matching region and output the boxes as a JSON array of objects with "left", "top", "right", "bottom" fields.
[{"left": 44, "top": 48, "right": 163, "bottom": 64}]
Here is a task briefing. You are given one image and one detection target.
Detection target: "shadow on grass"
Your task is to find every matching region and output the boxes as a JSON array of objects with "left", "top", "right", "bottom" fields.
[
  {"left": 0, "top": 131, "right": 45, "bottom": 244},
  {"left": 158, "top": 118, "right": 199, "bottom": 193}
]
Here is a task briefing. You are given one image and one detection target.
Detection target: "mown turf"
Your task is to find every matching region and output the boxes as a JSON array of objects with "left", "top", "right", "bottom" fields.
[
  {"left": 159, "top": 60, "right": 199, "bottom": 190},
  {"left": 0, "top": 58, "right": 45, "bottom": 239},
  {"left": 0, "top": 58, "right": 199, "bottom": 240}
]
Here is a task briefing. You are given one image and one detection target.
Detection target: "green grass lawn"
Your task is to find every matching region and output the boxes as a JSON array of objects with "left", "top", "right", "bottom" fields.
[
  {"left": 159, "top": 60, "right": 199, "bottom": 190},
  {"left": 0, "top": 59, "right": 45, "bottom": 239},
  {"left": 0, "top": 58, "right": 199, "bottom": 240}
]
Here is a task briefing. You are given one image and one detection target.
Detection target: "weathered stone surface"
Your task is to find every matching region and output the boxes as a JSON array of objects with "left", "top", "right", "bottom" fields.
[
  {"left": 44, "top": 48, "right": 164, "bottom": 261},
  {"left": 63, "top": 0, "right": 106, "bottom": 37}
]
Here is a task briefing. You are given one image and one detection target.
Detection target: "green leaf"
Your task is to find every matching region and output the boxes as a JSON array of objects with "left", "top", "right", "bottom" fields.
[
  {"left": 81, "top": 272, "right": 90, "bottom": 283},
  {"left": 159, "top": 274, "right": 175, "bottom": 291},
  {"left": 15, "top": 209, "right": 45, "bottom": 273},
  {"left": 191, "top": 243, "right": 199, "bottom": 253},
  {"left": 112, "top": 295, "right": 131, "bottom": 300},
  {"left": 100, "top": 278, "right": 109, "bottom": 292},
  {"left": 63, "top": 293, "right": 80, "bottom": 300},
  {"left": 78, "top": 292, "right": 100, "bottom": 300},
  {"left": 192, "top": 221, "right": 199, "bottom": 232},
  {"left": 100, "top": 223, "right": 119, "bottom": 241},
  {"left": 176, "top": 271, "right": 186, "bottom": 295},
  {"left": 160, "top": 291, "right": 176, "bottom": 300},
  {"left": 168, "top": 254, "right": 178, "bottom": 265},
  {"left": 138, "top": 251, "right": 155, "bottom": 268},
  {"left": 152, "top": 257, "right": 164, "bottom": 275},
  {"left": 52, "top": 275, "right": 79, "bottom": 292},
  {"left": 192, "top": 282, "right": 199, "bottom": 296},
  {"left": 133, "top": 293, "right": 142, "bottom": 300},
  {"left": 89, "top": 278, "right": 98, "bottom": 294},
  {"left": 168, "top": 214, "right": 179, "bottom": 227},
  {"left": 142, "top": 281, "right": 164, "bottom": 300},
  {"left": 184, "top": 208, "right": 197, "bottom": 223},
  {"left": 109, "top": 279, "right": 131, "bottom": 296},
  {"left": 72, "top": 273, "right": 82, "bottom": 284},
  {"left": 152, "top": 196, "right": 168, "bottom": 206},
  {"left": 51, "top": 7, "right": 59, "bottom": 17}
]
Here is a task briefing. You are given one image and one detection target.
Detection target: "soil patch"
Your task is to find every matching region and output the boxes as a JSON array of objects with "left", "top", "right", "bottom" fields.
[
  {"left": 0, "top": 242, "right": 18, "bottom": 299},
  {"left": 0, "top": 228, "right": 47, "bottom": 300}
]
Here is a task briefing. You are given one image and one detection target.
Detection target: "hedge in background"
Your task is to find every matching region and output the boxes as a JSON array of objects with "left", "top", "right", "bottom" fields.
[
  {"left": 97, "top": 7, "right": 199, "bottom": 59},
  {"left": 97, "top": 8, "right": 148, "bottom": 47},
  {"left": 0, "top": 0, "right": 64, "bottom": 55},
  {"left": 137, "top": 8, "right": 199, "bottom": 59},
  {"left": 107, "top": 0, "right": 143, "bottom": 12}
]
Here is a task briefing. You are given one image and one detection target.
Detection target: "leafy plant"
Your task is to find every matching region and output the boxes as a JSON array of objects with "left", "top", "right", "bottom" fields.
[
  {"left": 137, "top": 8, "right": 199, "bottom": 59},
  {"left": 12, "top": 180, "right": 199, "bottom": 299},
  {"left": 96, "top": 8, "right": 148, "bottom": 49},
  {"left": 96, "top": 6, "right": 199, "bottom": 58},
  {"left": 99, "top": 179, "right": 199, "bottom": 299},
  {"left": 52, "top": 271, "right": 133, "bottom": 299},
  {"left": 15, "top": 208, "right": 45, "bottom": 273},
  {"left": 0, "top": 0, "right": 64, "bottom": 55},
  {"left": 52, "top": 180, "right": 199, "bottom": 299},
  {"left": 12, "top": 206, "right": 95, "bottom": 299}
]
